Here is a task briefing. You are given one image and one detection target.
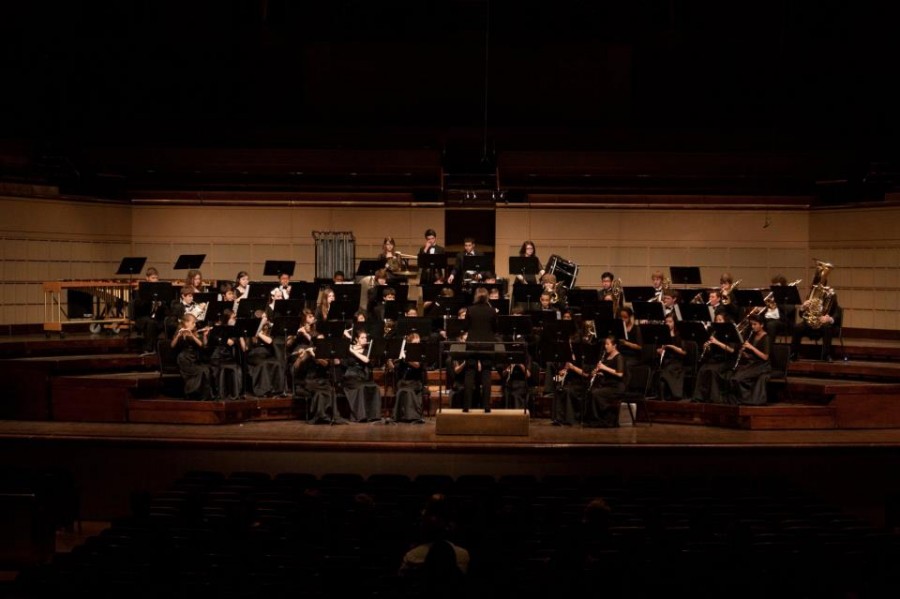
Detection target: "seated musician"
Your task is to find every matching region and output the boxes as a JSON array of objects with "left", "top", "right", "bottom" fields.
[
  {"left": 661, "top": 290, "right": 682, "bottom": 321},
  {"left": 379, "top": 236, "right": 403, "bottom": 273},
  {"left": 186, "top": 270, "right": 206, "bottom": 293},
  {"left": 707, "top": 289, "right": 739, "bottom": 323},
  {"left": 316, "top": 287, "right": 335, "bottom": 322},
  {"left": 170, "top": 313, "right": 213, "bottom": 400},
  {"left": 764, "top": 274, "right": 796, "bottom": 340},
  {"left": 617, "top": 307, "right": 643, "bottom": 370},
  {"left": 166, "top": 286, "right": 196, "bottom": 338},
  {"left": 651, "top": 270, "right": 665, "bottom": 302},
  {"left": 342, "top": 330, "right": 382, "bottom": 423},
  {"left": 550, "top": 344, "right": 588, "bottom": 426},
  {"left": 718, "top": 272, "right": 741, "bottom": 319},
  {"left": 500, "top": 337, "right": 531, "bottom": 410},
  {"left": 288, "top": 309, "right": 318, "bottom": 374},
  {"left": 206, "top": 308, "right": 242, "bottom": 400},
  {"left": 724, "top": 314, "right": 771, "bottom": 404},
  {"left": 584, "top": 335, "right": 625, "bottom": 428},
  {"left": 235, "top": 271, "right": 251, "bottom": 301},
  {"left": 655, "top": 313, "right": 686, "bottom": 401},
  {"left": 133, "top": 267, "right": 167, "bottom": 356},
  {"left": 275, "top": 272, "right": 292, "bottom": 300},
  {"left": 540, "top": 273, "right": 566, "bottom": 309},
  {"left": 691, "top": 313, "right": 739, "bottom": 403},
  {"left": 391, "top": 331, "right": 427, "bottom": 423},
  {"left": 600, "top": 272, "right": 616, "bottom": 301},
  {"left": 791, "top": 289, "right": 840, "bottom": 362},
  {"left": 333, "top": 270, "right": 346, "bottom": 284},
  {"left": 245, "top": 311, "right": 285, "bottom": 397}
]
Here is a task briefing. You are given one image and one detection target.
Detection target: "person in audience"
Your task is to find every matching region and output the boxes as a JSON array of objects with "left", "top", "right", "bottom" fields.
[{"left": 399, "top": 494, "right": 470, "bottom": 576}]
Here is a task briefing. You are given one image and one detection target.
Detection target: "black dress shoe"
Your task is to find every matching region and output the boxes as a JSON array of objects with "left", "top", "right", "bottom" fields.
[
  {"left": 462, "top": 408, "right": 469, "bottom": 413},
  {"left": 484, "top": 408, "right": 491, "bottom": 413}
]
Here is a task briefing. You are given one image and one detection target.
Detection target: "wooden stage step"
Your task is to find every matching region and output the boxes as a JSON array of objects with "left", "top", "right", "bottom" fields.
[
  {"left": 52, "top": 372, "right": 162, "bottom": 422},
  {"left": 127, "top": 397, "right": 298, "bottom": 425},
  {"left": 788, "top": 359, "right": 900, "bottom": 381}
]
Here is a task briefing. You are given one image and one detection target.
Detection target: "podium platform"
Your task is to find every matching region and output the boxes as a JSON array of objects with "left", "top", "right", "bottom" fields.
[{"left": 435, "top": 409, "right": 530, "bottom": 436}]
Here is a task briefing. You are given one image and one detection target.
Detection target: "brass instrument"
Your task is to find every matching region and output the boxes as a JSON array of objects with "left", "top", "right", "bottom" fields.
[
  {"left": 649, "top": 276, "right": 671, "bottom": 302},
  {"left": 690, "top": 291, "right": 707, "bottom": 304},
  {"left": 721, "top": 279, "right": 742, "bottom": 305},
  {"left": 803, "top": 260, "right": 835, "bottom": 329},
  {"left": 609, "top": 278, "right": 623, "bottom": 314}
]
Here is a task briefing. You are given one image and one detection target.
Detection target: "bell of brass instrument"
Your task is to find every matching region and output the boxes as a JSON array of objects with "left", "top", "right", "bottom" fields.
[
  {"left": 690, "top": 291, "right": 706, "bottom": 304},
  {"left": 804, "top": 260, "right": 835, "bottom": 329},
  {"left": 608, "top": 278, "right": 624, "bottom": 313},
  {"left": 721, "top": 279, "right": 741, "bottom": 305},
  {"left": 649, "top": 276, "right": 671, "bottom": 302}
]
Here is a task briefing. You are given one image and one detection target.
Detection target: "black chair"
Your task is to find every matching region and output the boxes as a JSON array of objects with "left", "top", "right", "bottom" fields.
[
  {"left": 767, "top": 343, "right": 791, "bottom": 402},
  {"left": 682, "top": 340, "right": 699, "bottom": 399},
  {"left": 156, "top": 338, "right": 184, "bottom": 397},
  {"left": 811, "top": 306, "right": 846, "bottom": 361},
  {"left": 619, "top": 364, "right": 652, "bottom": 426}
]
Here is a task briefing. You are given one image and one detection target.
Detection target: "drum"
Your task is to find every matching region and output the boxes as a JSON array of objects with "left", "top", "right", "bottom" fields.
[{"left": 544, "top": 255, "right": 579, "bottom": 289}]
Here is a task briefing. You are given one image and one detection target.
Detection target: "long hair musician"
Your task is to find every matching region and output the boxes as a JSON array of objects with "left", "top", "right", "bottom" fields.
[{"left": 584, "top": 335, "right": 625, "bottom": 428}]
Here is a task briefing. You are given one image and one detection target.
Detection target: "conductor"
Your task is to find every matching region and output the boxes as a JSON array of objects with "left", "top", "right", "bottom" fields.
[{"left": 463, "top": 287, "right": 497, "bottom": 413}]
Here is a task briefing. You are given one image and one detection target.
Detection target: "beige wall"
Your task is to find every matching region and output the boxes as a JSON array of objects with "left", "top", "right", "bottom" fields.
[{"left": 3, "top": 195, "right": 899, "bottom": 331}]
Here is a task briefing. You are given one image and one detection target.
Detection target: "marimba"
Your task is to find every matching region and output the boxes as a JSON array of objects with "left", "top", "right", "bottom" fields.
[{"left": 42, "top": 280, "right": 135, "bottom": 337}]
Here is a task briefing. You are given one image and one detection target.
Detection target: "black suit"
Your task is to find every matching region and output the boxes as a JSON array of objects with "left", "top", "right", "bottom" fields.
[
  {"left": 463, "top": 301, "right": 496, "bottom": 411},
  {"left": 451, "top": 250, "right": 485, "bottom": 281},
  {"left": 791, "top": 294, "right": 840, "bottom": 360}
]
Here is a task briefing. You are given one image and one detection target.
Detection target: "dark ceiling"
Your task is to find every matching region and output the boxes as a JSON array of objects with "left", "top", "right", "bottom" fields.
[{"left": 2, "top": 0, "right": 898, "bottom": 203}]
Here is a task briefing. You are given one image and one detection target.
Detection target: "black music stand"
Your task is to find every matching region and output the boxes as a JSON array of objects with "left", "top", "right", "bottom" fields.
[
  {"left": 116, "top": 257, "right": 147, "bottom": 277},
  {"left": 326, "top": 299, "right": 358, "bottom": 322},
  {"left": 332, "top": 283, "right": 361, "bottom": 303},
  {"left": 771, "top": 285, "right": 803, "bottom": 306},
  {"left": 541, "top": 319, "right": 577, "bottom": 342},
  {"left": 271, "top": 315, "right": 302, "bottom": 393},
  {"left": 734, "top": 289, "right": 767, "bottom": 309},
  {"left": 566, "top": 288, "right": 598, "bottom": 310},
  {"left": 356, "top": 259, "right": 384, "bottom": 279},
  {"left": 273, "top": 299, "right": 306, "bottom": 318},
  {"left": 539, "top": 339, "right": 574, "bottom": 367},
  {"left": 318, "top": 320, "right": 351, "bottom": 339},
  {"left": 418, "top": 251, "right": 448, "bottom": 281},
  {"left": 237, "top": 299, "right": 268, "bottom": 319},
  {"left": 639, "top": 323, "right": 671, "bottom": 346},
  {"left": 624, "top": 286, "right": 658, "bottom": 303},
  {"left": 205, "top": 300, "right": 233, "bottom": 325},
  {"left": 528, "top": 309, "right": 560, "bottom": 328},
  {"left": 445, "top": 317, "right": 468, "bottom": 341},
  {"left": 460, "top": 254, "right": 494, "bottom": 277},
  {"left": 583, "top": 300, "right": 615, "bottom": 321},
  {"left": 396, "top": 317, "right": 433, "bottom": 337},
  {"left": 429, "top": 297, "right": 466, "bottom": 319},
  {"left": 233, "top": 317, "right": 263, "bottom": 338},
  {"left": 632, "top": 301, "right": 665, "bottom": 323},
  {"left": 712, "top": 322, "right": 743, "bottom": 345},
  {"left": 670, "top": 266, "right": 702, "bottom": 285},
  {"left": 498, "top": 315, "right": 533, "bottom": 341},
  {"left": 370, "top": 284, "right": 408, "bottom": 306},
  {"left": 380, "top": 300, "right": 401, "bottom": 327},
  {"left": 247, "top": 282, "right": 274, "bottom": 300},
  {"left": 313, "top": 337, "right": 350, "bottom": 425},
  {"left": 512, "top": 283, "right": 544, "bottom": 310},
  {"left": 592, "top": 318, "right": 626, "bottom": 341},
  {"left": 509, "top": 256, "right": 540, "bottom": 279},
  {"left": 174, "top": 254, "right": 205, "bottom": 271},
  {"left": 291, "top": 282, "right": 320, "bottom": 306},
  {"left": 680, "top": 302, "right": 714, "bottom": 323},
  {"left": 138, "top": 281, "right": 175, "bottom": 303},
  {"left": 420, "top": 283, "right": 456, "bottom": 302},
  {"left": 677, "top": 320, "right": 711, "bottom": 345},
  {"left": 263, "top": 260, "right": 296, "bottom": 277}
]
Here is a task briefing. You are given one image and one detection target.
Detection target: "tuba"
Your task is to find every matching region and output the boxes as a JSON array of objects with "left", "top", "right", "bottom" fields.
[
  {"left": 609, "top": 278, "right": 623, "bottom": 314},
  {"left": 803, "top": 260, "right": 835, "bottom": 329}
]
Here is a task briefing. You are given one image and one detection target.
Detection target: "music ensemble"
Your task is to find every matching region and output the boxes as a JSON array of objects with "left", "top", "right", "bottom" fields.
[{"left": 129, "top": 229, "right": 840, "bottom": 426}]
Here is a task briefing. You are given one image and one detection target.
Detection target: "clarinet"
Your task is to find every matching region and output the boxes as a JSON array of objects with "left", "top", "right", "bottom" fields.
[{"left": 589, "top": 350, "right": 607, "bottom": 389}]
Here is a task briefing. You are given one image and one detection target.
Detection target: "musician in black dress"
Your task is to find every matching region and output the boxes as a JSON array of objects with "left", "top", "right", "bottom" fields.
[
  {"left": 462, "top": 287, "right": 497, "bottom": 412},
  {"left": 342, "top": 330, "right": 383, "bottom": 422},
  {"left": 206, "top": 308, "right": 242, "bottom": 400},
  {"left": 727, "top": 314, "right": 771, "bottom": 405},
  {"left": 514, "top": 240, "right": 545, "bottom": 284},
  {"left": 133, "top": 267, "right": 167, "bottom": 355},
  {"left": 170, "top": 313, "right": 213, "bottom": 400},
  {"left": 617, "top": 307, "right": 643, "bottom": 370},
  {"left": 550, "top": 344, "right": 588, "bottom": 426},
  {"left": 655, "top": 313, "right": 686, "bottom": 400},
  {"left": 391, "top": 332, "right": 427, "bottom": 423},
  {"left": 691, "top": 313, "right": 739, "bottom": 403},
  {"left": 245, "top": 312, "right": 284, "bottom": 397},
  {"left": 584, "top": 336, "right": 625, "bottom": 427},
  {"left": 500, "top": 347, "right": 531, "bottom": 410}
]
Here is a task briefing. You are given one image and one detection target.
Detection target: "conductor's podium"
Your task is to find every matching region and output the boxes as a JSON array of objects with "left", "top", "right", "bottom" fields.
[{"left": 436, "top": 342, "right": 530, "bottom": 436}]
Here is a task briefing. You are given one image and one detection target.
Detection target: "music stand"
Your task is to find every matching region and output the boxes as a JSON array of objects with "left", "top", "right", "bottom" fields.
[
  {"left": 679, "top": 302, "right": 714, "bottom": 323},
  {"left": 236, "top": 299, "right": 268, "bottom": 319},
  {"left": 205, "top": 300, "right": 233, "bottom": 324},
  {"left": 623, "top": 286, "right": 658, "bottom": 303},
  {"left": 326, "top": 299, "right": 358, "bottom": 321},
  {"left": 460, "top": 254, "right": 494, "bottom": 276},
  {"left": 771, "top": 285, "right": 803, "bottom": 306},
  {"left": 371, "top": 284, "right": 408, "bottom": 306},
  {"left": 541, "top": 319, "right": 577, "bottom": 341},
  {"left": 291, "top": 282, "right": 320, "bottom": 305},
  {"left": 174, "top": 254, "right": 205, "bottom": 271},
  {"left": 332, "top": 283, "right": 362, "bottom": 304},
  {"left": 734, "top": 289, "right": 767, "bottom": 309},
  {"left": 498, "top": 315, "right": 533, "bottom": 341},
  {"left": 538, "top": 339, "right": 574, "bottom": 366},
  {"left": 233, "top": 317, "right": 263, "bottom": 338},
  {"left": 592, "top": 318, "right": 626, "bottom": 341},
  {"left": 632, "top": 301, "right": 665, "bottom": 322},
  {"left": 263, "top": 260, "right": 296, "bottom": 277},
  {"left": 512, "top": 283, "right": 544, "bottom": 309},
  {"left": 638, "top": 323, "right": 671, "bottom": 346},
  {"left": 138, "top": 281, "right": 175, "bottom": 303},
  {"left": 418, "top": 251, "right": 447, "bottom": 278},
  {"left": 116, "top": 257, "right": 147, "bottom": 277},
  {"left": 508, "top": 256, "right": 540, "bottom": 278},
  {"left": 528, "top": 310, "right": 559, "bottom": 328},
  {"left": 583, "top": 299, "right": 615, "bottom": 321},
  {"left": 193, "top": 292, "right": 218, "bottom": 306},
  {"left": 396, "top": 317, "right": 433, "bottom": 337},
  {"left": 247, "top": 282, "right": 274, "bottom": 300},
  {"left": 273, "top": 299, "right": 307, "bottom": 318},
  {"left": 355, "top": 259, "right": 385, "bottom": 279},
  {"left": 318, "top": 319, "right": 350, "bottom": 339},
  {"left": 445, "top": 317, "right": 468, "bottom": 340},
  {"left": 381, "top": 300, "right": 401, "bottom": 323},
  {"left": 677, "top": 321, "right": 711, "bottom": 345},
  {"left": 429, "top": 297, "right": 466, "bottom": 318},
  {"left": 712, "top": 322, "right": 743, "bottom": 345},
  {"left": 566, "top": 288, "right": 598, "bottom": 310},
  {"left": 312, "top": 337, "right": 350, "bottom": 425},
  {"left": 669, "top": 266, "right": 702, "bottom": 285},
  {"left": 420, "top": 284, "right": 456, "bottom": 303}
]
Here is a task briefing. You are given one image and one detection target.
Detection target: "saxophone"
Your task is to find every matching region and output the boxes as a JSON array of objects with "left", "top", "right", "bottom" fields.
[{"left": 804, "top": 260, "right": 835, "bottom": 329}]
